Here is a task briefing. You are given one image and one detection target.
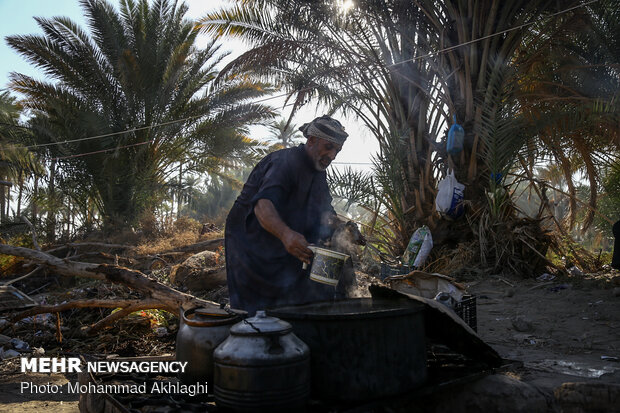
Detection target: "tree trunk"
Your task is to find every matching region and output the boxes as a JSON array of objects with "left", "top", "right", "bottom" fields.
[
  {"left": 32, "top": 175, "right": 39, "bottom": 225},
  {"left": 177, "top": 161, "right": 183, "bottom": 219},
  {"left": 0, "top": 175, "right": 5, "bottom": 222},
  {"left": 5, "top": 184, "right": 10, "bottom": 218},
  {"left": 16, "top": 169, "right": 23, "bottom": 217},
  {"left": 47, "top": 159, "right": 57, "bottom": 241}
]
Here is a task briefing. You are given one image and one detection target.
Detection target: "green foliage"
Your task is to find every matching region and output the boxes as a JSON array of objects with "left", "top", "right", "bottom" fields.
[
  {"left": 6, "top": 0, "right": 274, "bottom": 232},
  {"left": 201, "top": 0, "right": 620, "bottom": 264}
]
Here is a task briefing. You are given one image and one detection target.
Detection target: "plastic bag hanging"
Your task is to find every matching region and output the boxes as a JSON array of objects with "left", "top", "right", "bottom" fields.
[
  {"left": 447, "top": 115, "right": 464, "bottom": 155},
  {"left": 435, "top": 169, "right": 465, "bottom": 219}
]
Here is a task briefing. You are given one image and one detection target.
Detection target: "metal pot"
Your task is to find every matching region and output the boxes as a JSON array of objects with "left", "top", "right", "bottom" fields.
[
  {"left": 268, "top": 298, "right": 427, "bottom": 401},
  {"left": 176, "top": 307, "right": 240, "bottom": 388},
  {"left": 214, "top": 311, "right": 310, "bottom": 411}
]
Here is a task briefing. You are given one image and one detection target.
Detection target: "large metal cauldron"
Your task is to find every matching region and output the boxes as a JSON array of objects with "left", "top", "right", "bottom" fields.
[
  {"left": 268, "top": 298, "right": 426, "bottom": 401},
  {"left": 214, "top": 311, "right": 310, "bottom": 411},
  {"left": 176, "top": 308, "right": 240, "bottom": 388}
]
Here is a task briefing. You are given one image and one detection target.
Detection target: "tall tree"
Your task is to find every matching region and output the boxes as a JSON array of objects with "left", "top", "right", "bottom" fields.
[
  {"left": 7, "top": 0, "right": 274, "bottom": 232},
  {"left": 201, "top": 0, "right": 619, "bottom": 274}
]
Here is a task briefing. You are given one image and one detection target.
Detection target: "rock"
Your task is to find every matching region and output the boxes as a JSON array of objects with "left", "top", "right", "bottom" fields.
[
  {"left": 0, "top": 348, "right": 20, "bottom": 359},
  {"left": 169, "top": 250, "right": 227, "bottom": 292},
  {"left": 10, "top": 337, "right": 30, "bottom": 351},
  {"left": 0, "top": 333, "right": 11, "bottom": 345},
  {"left": 431, "top": 374, "right": 548, "bottom": 412},
  {"left": 554, "top": 382, "right": 620, "bottom": 413},
  {"left": 511, "top": 315, "right": 534, "bottom": 332},
  {"left": 568, "top": 266, "right": 584, "bottom": 277}
]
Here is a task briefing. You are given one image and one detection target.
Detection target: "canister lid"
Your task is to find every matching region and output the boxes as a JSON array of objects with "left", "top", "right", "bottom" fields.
[
  {"left": 230, "top": 310, "right": 292, "bottom": 335},
  {"left": 184, "top": 307, "right": 241, "bottom": 327}
]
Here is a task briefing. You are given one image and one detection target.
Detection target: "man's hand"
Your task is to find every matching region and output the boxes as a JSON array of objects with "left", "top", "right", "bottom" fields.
[
  {"left": 281, "top": 228, "right": 313, "bottom": 264},
  {"left": 254, "top": 199, "right": 313, "bottom": 264}
]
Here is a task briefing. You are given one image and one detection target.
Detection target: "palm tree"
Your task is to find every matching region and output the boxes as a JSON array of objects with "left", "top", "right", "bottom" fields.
[
  {"left": 0, "top": 90, "right": 44, "bottom": 223},
  {"left": 266, "top": 118, "right": 302, "bottom": 149},
  {"left": 7, "top": 0, "right": 274, "bottom": 232},
  {"left": 200, "top": 0, "right": 619, "bottom": 274}
]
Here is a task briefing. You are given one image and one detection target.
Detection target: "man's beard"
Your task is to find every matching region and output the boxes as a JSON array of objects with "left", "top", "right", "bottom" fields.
[{"left": 314, "top": 156, "right": 331, "bottom": 171}]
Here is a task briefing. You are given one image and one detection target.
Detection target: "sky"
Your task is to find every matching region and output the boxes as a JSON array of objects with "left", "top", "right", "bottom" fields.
[{"left": 0, "top": 0, "right": 377, "bottom": 171}]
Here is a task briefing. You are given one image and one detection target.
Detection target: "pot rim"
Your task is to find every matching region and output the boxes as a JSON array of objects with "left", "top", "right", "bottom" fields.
[
  {"left": 267, "top": 298, "right": 424, "bottom": 321},
  {"left": 182, "top": 307, "right": 241, "bottom": 327},
  {"left": 308, "top": 246, "right": 350, "bottom": 260}
]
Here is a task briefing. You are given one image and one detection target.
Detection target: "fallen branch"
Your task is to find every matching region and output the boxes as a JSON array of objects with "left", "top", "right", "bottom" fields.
[
  {"left": 171, "top": 238, "right": 223, "bottom": 253},
  {"left": 2, "top": 265, "right": 44, "bottom": 286},
  {"left": 44, "top": 242, "right": 137, "bottom": 256},
  {"left": 65, "top": 251, "right": 138, "bottom": 266},
  {"left": 10, "top": 299, "right": 152, "bottom": 321},
  {"left": 8, "top": 298, "right": 169, "bottom": 334},
  {"left": 0, "top": 244, "right": 239, "bottom": 328},
  {"left": 88, "top": 302, "right": 169, "bottom": 334}
]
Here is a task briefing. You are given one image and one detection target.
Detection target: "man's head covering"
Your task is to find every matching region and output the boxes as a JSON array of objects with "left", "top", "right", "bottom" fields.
[{"left": 299, "top": 115, "right": 348, "bottom": 145}]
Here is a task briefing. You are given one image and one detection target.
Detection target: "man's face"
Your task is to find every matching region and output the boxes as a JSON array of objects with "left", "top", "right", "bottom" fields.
[{"left": 306, "top": 136, "right": 343, "bottom": 171}]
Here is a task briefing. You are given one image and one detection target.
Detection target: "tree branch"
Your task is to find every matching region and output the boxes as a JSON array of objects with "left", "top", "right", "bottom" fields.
[{"left": 0, "top": 244, "right": 238, "bottom": 316}]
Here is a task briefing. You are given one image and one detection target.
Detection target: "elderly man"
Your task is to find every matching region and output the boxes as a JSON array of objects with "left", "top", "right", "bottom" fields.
[{"left": 225, "top": 115, "right": 348, "bottom": 314}]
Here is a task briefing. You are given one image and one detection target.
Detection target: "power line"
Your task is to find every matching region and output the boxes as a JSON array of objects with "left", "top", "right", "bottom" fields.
[
  {"left": 51, "top": 140, "right": 152, "bottom": 161},
  {"left": 1, "top": 0, "right": 597, "bottom": 159},
  {"left": 281, "top": 0, "right": 599, "bottom": 107},
  {"left": 383, "top": 0, "right": 599, "bottom": 70}
]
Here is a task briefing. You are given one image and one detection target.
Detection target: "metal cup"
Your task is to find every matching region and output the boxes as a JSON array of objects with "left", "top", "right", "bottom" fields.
[{"left": 303, "top": 246, "right": 350, "bottom": 286}]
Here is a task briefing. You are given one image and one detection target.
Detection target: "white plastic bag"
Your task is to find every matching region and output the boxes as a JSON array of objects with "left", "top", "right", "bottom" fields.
[
  {"left": 402, "top": 225, "right": 433, "bottom": 268},
  {"left": 435, "top": 169, "right": 465, "bottom": 218}
]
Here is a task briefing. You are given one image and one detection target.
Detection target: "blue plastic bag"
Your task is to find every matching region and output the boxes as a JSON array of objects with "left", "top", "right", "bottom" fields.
[{"left": 447, "top": 115, "right": 464, "bottom": 155}]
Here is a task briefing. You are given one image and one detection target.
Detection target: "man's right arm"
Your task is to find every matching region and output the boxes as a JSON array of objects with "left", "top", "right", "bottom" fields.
[{"left": 254, "top": 199, "right": 313, "bottom": 264}]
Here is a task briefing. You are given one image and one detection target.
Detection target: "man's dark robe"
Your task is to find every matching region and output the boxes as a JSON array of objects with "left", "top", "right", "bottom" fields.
[{"left": 225, "top": 145, "right": 336, "bottom": 314}]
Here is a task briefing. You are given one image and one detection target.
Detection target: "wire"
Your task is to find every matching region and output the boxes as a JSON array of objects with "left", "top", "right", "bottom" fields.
[
  {"left": 332, "top": 161, "right": 373, "bottom": 165},
  {"left": 281, "top": 0, "right": 600, "bottom": 107},
  {"left": 383, "top": 0, "right": 599, "bottom": 70},
  {"left": 1, "top": 0, "right": 598, "bottom": 158},
  {"left": 50, "top": 140, "right": 152, "bottom": 161}
]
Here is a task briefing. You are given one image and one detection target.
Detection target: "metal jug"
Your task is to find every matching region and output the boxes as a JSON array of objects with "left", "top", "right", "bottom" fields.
[
  {"left": 214, "top": 310, "right": 310, "bottom": 411},
  {"left": 176, "top": 307, "right": 240, "bottom": 388}
]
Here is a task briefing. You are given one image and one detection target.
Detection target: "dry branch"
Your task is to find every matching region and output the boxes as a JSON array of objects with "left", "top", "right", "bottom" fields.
[
  {"left": 9, "top": 298, "right": 168, "bottom": 334},
  {"left": 2, "top": 265, "right": 44, "bottom": 286},
  {"left": 0, "top": 243, "right": 240, "bottom": 333},
  {"left": 171, "top": 238, "right": 224, "bottom": 253},
  {"left": 65, "top": 251, "right": 138, "bottom": 266}
]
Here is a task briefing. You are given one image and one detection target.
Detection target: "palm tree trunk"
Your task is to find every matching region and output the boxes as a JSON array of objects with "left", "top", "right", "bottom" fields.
[
  {"left": 16, "top": 169, "right": 23, "bottom": 217},
  {"left": 0, "top": 178, "right": 5, "bottom": 223},
  {"left": 5, "top": 184, "right": 10, "bottom": 218},
  {"left": 48, "top": 159, "right": 57, "bottom": 241},
  {"left": 177, "top": 162, "right": 183, "bottom": 219},
  {"left": 32, "top": 175, "right": 38, "bottom": 224}
]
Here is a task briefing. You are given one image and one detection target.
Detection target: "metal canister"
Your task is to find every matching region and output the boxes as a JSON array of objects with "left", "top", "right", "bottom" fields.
[
  {"left": 176, "top": 307, "right": 240, "bottom": 388},
  {"left": 214, "top": 311, "right": 310, "bottom": 411}
]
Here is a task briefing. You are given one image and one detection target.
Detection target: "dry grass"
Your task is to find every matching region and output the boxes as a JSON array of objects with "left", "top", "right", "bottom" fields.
[
  {"left": 135, "top": 230, "right": 200, "bottom": 255},
  {"left": 425, "top": 209, "right": 558, "bottom": 279}
]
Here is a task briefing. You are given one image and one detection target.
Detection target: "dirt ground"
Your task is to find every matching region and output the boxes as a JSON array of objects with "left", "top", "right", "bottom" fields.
[
  {"left": 1, "top": 270, "right": 619, "bottom": 412},
  {"left": 466, "top": 270, "right": 620, "bottom": 403}
]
